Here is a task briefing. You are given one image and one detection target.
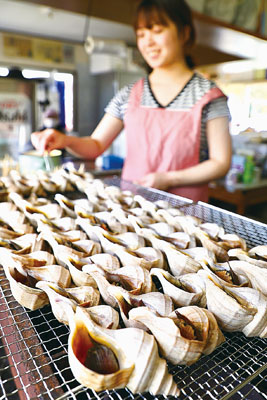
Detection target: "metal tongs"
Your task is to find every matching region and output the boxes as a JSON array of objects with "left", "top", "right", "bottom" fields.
[{"left": 43, "top": 150, "right": 53, "bottom": 172}]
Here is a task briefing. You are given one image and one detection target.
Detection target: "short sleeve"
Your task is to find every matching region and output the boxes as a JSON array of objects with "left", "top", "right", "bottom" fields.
[
  {"left": 203, "top": 97, "right": 231, "bottom": 122},
  {"left": 104, "top": 84, "right": 133, "bottom": 121}
]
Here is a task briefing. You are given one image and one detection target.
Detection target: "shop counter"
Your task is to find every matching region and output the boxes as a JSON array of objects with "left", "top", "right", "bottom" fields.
[{"left": 208, "top": 179, "right": 267, "bottom": 215}]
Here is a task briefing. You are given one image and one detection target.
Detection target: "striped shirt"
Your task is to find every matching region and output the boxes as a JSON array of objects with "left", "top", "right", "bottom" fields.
[{"left": 105, "top": 72, "right": 230, "bottom": 162}]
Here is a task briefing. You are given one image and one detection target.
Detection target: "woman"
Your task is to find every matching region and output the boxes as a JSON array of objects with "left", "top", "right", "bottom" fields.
[{"left": 31, "top": 0, "right": 232, "bottom": 202}]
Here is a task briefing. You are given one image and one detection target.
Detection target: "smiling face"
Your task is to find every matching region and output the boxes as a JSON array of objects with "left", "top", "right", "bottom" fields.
[{"left": 135, "top": 9, "right": 187, "bottom": 70}]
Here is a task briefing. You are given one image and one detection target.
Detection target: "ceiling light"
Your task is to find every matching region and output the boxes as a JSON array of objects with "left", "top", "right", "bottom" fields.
[
  {"left": 0, "top": 67, "right": 9, "bottom": 77},
  {"left": 22, "top": 69, "right": 50, "bottom": 79}
]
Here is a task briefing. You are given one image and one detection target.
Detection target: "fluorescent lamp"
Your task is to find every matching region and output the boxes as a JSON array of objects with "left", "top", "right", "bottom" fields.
[
  {"left": 22, "top": 69, "right": 50, "bottom": 79},
  {"left": 0, "top": 67, "right": 9, "bottom": 77}
]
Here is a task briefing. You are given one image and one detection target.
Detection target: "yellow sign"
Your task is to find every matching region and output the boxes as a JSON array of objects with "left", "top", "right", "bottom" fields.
[
  {"left": 3, "top": 34, "right": 64, "bottom": 63},
  {"left": 32, "top": 39, "right": 62, "bottom": 63},
  {"left": 3, "top": 35, "right": 32, "bottom": 58}
]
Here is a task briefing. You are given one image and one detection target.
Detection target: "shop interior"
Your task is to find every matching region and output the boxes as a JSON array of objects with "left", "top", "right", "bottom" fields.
[
  {"left": 0, "top": 2, "right": 266, "bottom": 400},
  {"left": 0, "top": 0, "right": 267, "bottom": 222}
]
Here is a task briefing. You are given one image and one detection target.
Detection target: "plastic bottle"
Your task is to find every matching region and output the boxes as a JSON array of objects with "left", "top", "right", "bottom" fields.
[
  {"left": 225, "top": 168, "right": 238, "bottom": 192},
  {"left": 243, "top": 155, "right": 255, "bottom": 184}
]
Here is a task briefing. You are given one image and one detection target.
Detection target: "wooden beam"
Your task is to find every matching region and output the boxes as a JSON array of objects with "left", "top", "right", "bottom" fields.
[
  {"left": 18, "top": 0, "right": 136, "bottom": 24},
  {"left": 193, "top": 44, "right": 242, "bottom": 66},
  {"left": 90, "top": 0, "right": 136, "bottom": 25},
  {"left": 19, "top": 0, "right": 91, "bottom": 15},
  {"left": 15, "top": 0, "right": 267, "bottom": 62},
  {"left": 193, "top": 11, "right": 267, "bottom": 60}
]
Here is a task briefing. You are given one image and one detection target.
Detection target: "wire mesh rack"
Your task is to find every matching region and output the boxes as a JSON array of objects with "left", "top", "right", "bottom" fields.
[{"left": 0, "top": 177, "right": 266, "bottom": 400}]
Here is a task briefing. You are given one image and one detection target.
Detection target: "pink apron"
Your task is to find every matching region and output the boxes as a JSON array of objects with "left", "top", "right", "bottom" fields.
[{"left": 122, "top": 78, "right": 226, "bottom": 203}]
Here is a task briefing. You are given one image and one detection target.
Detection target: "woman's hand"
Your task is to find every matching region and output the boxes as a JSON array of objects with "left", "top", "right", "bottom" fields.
[
  {"left": 31, "top": 129, "right": 67, "bottom": 154},
  {"left": 31, "top": 113, "right": 124, "bottom": 159},
  {"left": 135, "top": 172, "right": 170, "bottom": 191}
]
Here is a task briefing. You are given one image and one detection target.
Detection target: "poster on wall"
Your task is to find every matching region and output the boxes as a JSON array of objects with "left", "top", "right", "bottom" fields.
[{"left": 0, "top": 93, "right": 32, "bottom": 159}]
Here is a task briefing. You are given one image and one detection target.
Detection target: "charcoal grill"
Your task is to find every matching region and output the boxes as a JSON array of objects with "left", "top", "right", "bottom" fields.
[{"left": 0, "top": 177, "right": 266, "bottom": 400}]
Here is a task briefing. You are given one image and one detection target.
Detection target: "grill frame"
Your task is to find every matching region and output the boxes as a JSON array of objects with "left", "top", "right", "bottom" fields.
[{"left": 0, "top": 177, "right": 266, "bottom": 400}]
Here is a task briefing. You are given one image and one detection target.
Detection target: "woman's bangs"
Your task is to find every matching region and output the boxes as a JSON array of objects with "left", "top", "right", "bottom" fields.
[{"left": 134, "top": 6, "right": 168, "bottom": 30}]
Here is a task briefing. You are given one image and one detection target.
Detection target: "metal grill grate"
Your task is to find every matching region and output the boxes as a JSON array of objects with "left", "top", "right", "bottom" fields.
[{"left": 1, "top": 177, "right": 267, "bottom": 400}]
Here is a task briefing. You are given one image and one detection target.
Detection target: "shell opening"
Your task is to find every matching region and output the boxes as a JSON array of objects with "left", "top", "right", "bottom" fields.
[
  {"left": 174, "top": 311, "right": 197, "bottom": 340},
  {"left": 72, "top": 324, "right": 119, "bottom": 375}
]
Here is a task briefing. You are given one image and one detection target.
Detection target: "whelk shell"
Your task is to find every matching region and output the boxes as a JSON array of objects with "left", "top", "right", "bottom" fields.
[
  {"left": 83, "top": 264, "right": 153, "bottom": 301},
  {"left": 164, "top": 231, "right": 196, "bottom": 249},
  {"left": 69, "top": 252, "right": 118, "bottom": 282},
  {"left": 228, "top": 260, "right": 267, "bottom": 296},
  {"left": 0, "top": 209, "right": 32, "bottom": 233},
  {"left": 66, "top": 258, "right": 97, "bottom": 288},
  {"left": 198, "top": 270, "right": 255, "bottom": 332},
  {"left": 86, "top": 305, "right": 120, "bottom": 329},
  {"left": 3, "top": 264, "right": 49, "bottom": 310},
  {"left": 174, "top": 215, "right": 200, "bottom": 236},
  {"left": 36, "top": 281, "right": 100, "bottom": 324},
  {"left": 105, "top": 265, "right": 154, "bottom": 294},
  {"left": 0, "top": 226, "right": 22, "bottom": 240},
  {"left": 194, "top": 227, "right": 229, "bottom": 262},
  {"left": 129, "top": 306, "right": 206, "bottom": 365},
  {"left": 150, "top": 268, "right": 203, "bottom": 307},
  {"left": 39, "top": 232, "right": 99, "bottom": 269},
  {"left": 222, "top": 285, "right": 267, "bottom": 338},
  {"left": 37, "top": 216, "right": 77, "bottom": 233},
  {"left": 199, "top": 222, "right": 224, "bottom": 240},
  {"left": 81, "top": 224, "right": 153, "bottom": 270},
  {"left": 108, "top": 285, "right": 173, "bottom": 329},
  {"left": 89, "top": 253, "right": 121, "bottom": 272},
  {"left": 248, "top": 245, "right": 267, "bottom": 261},
  {"left": 93, "top": 211, "right": 128, "bottom": 234},
  {"left": 10, "top": 233, "right": 46, "bottom": 254},
  {"left": 102, "top": 231, "right": 145, "bottom": 251},
  {"left": 38, "top": 229, "right": 90, "bottom": 253},
  {"left": 228, "top": 246, "right": 267, "bottom": 269},
  {"left": 49, "top": 168, "right": 75, "bottom": 192},
  {"left": 129, "top": 218, "right": 201, "bottom": 275},
  {"left": 107, "top": 285, "right": 150, "bottom": 331},
  {"left": 21, "top": 264, "right": 71, "bottom": 288},
  {"left": 200, "top": 259, "right": 249, "bottom": 287},
  {"left": 169, "top": 306, "right": 225, "bottom": 355},
  {"left": 54, "top": 194, "right": 92, "bottom": 218},
  {"left": 68, "top": 307, "right": 179, "bottom": 395},
  {"left": 9, "top": 192, "right": 64, "bottom": 223},
  {"left": 0, "top": 249, "right": 55, "bottom": 275},
  {"left": 82, "top": 267, "right": 118, "bottom": 307},
  {"left": 156, "top": 208, "right": 184, "bottom": 231},
  {"left": 110, "top": 208, "right": 134, "bottom": 230},
  {"left": 148, "top": 222, "right": 175, "bottom": 237},
  {"left": 133, "top": 195, "right": 163, "bottom": 221},
  {"left": 133, "top": 246, "right": 165, "bottom": 269},
  {"left": 217, "top": 233, "right": 247, "bottom": 251},
  {"left": 228, "top": 248, "right": 267, "bottom": 269}
]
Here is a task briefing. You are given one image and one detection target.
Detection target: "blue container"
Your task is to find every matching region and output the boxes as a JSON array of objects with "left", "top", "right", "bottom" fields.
[{"left": 102, "top": 155, "right": 124, "bottom": 170}]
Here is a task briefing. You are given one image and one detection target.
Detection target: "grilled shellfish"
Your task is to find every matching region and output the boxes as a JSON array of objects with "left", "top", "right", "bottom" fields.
[
  {"left": 150, "top": 268, "right": 203, "bottom": 307},
  {"left": 36, "top": 281, "right": 100, "bottom": 324},
  {"left": 129, "top": 305, "right": 224, "bottom": 365},
  {"left": 68, "top": 306, "right": 180, "bottom": 395}
]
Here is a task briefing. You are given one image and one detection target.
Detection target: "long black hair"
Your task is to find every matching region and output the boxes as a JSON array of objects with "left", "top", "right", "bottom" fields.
[{"left": 134, "top": 0, "right": 196, "bottom": 69}]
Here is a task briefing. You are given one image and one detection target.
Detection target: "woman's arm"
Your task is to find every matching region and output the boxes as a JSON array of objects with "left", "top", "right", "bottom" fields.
[
  {"left": 136, "top": 116, "right": 232, "bottom": 190},
  {"left": 31, "top": 113, "right": 124, "bottom": 159}
]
